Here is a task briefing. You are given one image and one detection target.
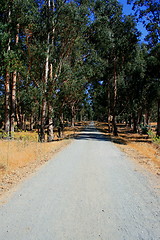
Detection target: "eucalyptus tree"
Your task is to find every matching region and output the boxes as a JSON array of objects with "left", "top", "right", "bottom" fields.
[
  {"left": 119, "top": 44, "right": 147, "bottom": 132},
  {"left": 0, "top": 0, "right": 39, "bottom": 137},
  {"left": 89, "top": 0, "right": 139, "bottom": 135},
  {"left": 127, "top": 0, "right": 160, "bottom": 47},
  {"left": 36, "top": 0, "right": 92, "bottom": 141},
  {"left": 127, "top": 0, "right": 160, "bottom": 135},
  {"left": 146, "top": 43, "right": 160, "bottom": 136}
]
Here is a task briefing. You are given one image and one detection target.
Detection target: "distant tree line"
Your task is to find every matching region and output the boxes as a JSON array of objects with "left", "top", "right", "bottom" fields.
[{"left": 0, "top": 0, "right": 159, "bottom": 141}]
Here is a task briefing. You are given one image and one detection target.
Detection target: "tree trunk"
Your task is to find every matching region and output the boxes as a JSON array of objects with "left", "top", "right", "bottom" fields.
[
  {"left": 143, "top": 114, "right": 147, "bottom": 126},
  {"left": 47, "top": 104, "right": 54, "bottom": 142},
  {"left": 128, "top": 116, "right": 132, "bottom": 128},
  {"left": 21, "top": 114, "right": 26, "bottom": 131},
  {"left": 40, "top": 31, "right": 50, "bottom": 142},
  {"left": 133, "top": 115, "right": 138, "bottom": 133},
  {"left": 137, "top": 109, "right": 142, "bottom": 125},
  {"left": 146, "top": 110, "right": 150, "bottom": 125},
  {"left": 5, "top": 71, "right": 10, "bottom": 138},
  {"left": 112, "top": 57, "right": 118, "bottom": 136},
  {"left": 71, "top": 116, "right": 75, "bottom": 128},
  {"left": 58, "top": 114, "right": 64, "bottom": 139},
  {"left": 80, "top": 112, "right": 83, "bottom": 122},
  {"left": 16, "top": 103, "right": 23, "bottom": 130},
  {"left": 47, "top": 60, "right": 54, "bottom": 141},
  {"left": 4, "top": 7, "right": 11, "bottom": 138},
  {"left": 39, "top": 0, "right": 54, "bottom": 142},
  {"left": 10, "top": 23, "right": 19, "bottom": 137},
  {"left": 30, "top": 114, "right": 34, "bottom": 131},
  {"left": 16, "top": 103, "right": 20, "bottom": 130},
  {"left": 112, "top": 115, "right": 118, "bottom": 136},
  {"left": 71, "top": 104, "right": 75, "bottom": 127},
  {"left": 157, "top": 99, "right": 160, "bottom": 136},
  {"left": 40, "top": 98, "right": 47, "bottom": 142},
  {"left": 107, "top": 86, "right": 111, "bottom": 133},
  {"left": 10, "top": 71, "right": 16, "bottom": 136}
]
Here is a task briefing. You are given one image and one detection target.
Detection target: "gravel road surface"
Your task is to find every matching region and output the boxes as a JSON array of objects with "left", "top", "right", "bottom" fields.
[{"left": 0, "top": 123, "right": 160, "bottom": 240}]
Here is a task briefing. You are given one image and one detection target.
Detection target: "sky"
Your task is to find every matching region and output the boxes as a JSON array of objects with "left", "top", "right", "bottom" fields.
[{"left": 118, "top": 0, "right": 148, "bottom": 42}]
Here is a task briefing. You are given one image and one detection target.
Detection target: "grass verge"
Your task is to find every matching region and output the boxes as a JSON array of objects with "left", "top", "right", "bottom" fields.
[{"left": 0, "top": 122, "right": 86, "bottom": 199}]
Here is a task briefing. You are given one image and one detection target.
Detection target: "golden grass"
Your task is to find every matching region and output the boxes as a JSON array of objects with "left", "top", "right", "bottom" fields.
[
  {"left": 128, "top": 142, "right": 160, "bottom": 169},
  {"left": 0, "top": 122, "right": 88, "bottom": 198},
  {"left": 0, "top": 122, "right": 86, "bottom": 181},
  {"left": 0, "top": 140, "right": 65, "bottom": 171},
  {"left": 14, "top": 131, "right": 38, "bottom": 142}
]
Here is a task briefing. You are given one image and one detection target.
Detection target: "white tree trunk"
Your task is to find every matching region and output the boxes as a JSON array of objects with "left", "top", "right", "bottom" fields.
[{"left": 5, "top": 8, "right": 11, "bottom": 138}]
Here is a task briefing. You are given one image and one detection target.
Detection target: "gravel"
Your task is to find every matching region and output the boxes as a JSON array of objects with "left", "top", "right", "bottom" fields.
[{"left": 0, "top": 123, "right": 160, "bottom": 240}]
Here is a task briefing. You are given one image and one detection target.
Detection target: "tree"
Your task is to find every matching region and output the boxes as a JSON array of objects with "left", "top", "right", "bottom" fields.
[
  {"left": 127, "top": 0, "right": 160, "bottom": 47},
  {"left": 147, "top": 43, "right": 160, "bottom": 136},
  {"left": 0, "top": 0, "right": 39, "bottom": 137},
  {"left": 88, "top": 0, "right": 139, "bottom": 135}
]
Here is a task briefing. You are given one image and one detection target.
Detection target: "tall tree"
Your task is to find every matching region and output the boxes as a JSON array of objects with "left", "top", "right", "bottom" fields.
[
  {"left": 89, "top": 0, "right": 139, "bottom": 135},
  {"left": 127, "top": 0, "right": 160, "bottom": 47}
]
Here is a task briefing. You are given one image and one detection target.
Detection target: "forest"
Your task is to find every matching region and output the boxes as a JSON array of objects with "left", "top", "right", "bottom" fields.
[{"left": 0, "top": 0, "right": 160, "bottom": 142}]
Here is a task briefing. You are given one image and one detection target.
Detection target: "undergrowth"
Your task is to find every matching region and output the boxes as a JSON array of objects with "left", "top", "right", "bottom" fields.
[{"left": 148, "top": 130, "right": 160, "bottom": 144}]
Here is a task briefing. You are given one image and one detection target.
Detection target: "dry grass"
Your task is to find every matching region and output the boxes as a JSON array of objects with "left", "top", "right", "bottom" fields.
[
  {"left": 0, "top": 122, "right": 86, "bottom": 169},
  {"left": 0, "top": 139, "right": 70, "bottom": 182},
  {"left": 0, "top": 139, "right": 72, "bottom": 199},
  {"left": 0, "top": 140, "right": 60, "bottom": 170},
  {"left": 0, "top": 122, "right": 87, "bottom": 198},
  {"left": 96, "top": 122, "right": 160, "bottom": 175}
]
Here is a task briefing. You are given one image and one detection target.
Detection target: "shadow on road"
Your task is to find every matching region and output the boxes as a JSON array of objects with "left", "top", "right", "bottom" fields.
[{"left": 75, "top": 127, "right": 110, "bottom": 141}]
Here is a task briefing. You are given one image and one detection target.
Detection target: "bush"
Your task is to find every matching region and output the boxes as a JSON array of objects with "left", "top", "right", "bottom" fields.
[
  {"left": 148, "top": 130, "right": 160, "bottom": 144},
  {"left": 140, "top": 124, "right": 149, "bottom": 134}
]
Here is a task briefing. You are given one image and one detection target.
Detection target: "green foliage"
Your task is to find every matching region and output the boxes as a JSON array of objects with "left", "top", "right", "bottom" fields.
[
  {"left": 140, "top": 124, "right": 149, "bottom": 134},
  {"left": 127, "top": 0, "right": 160, "bottom": 47},
  {"left": 0, "top": 0, "right": 159, "bottom": 139},
  {"left": 148, "top": 130, "right": 160, "bottom": 144}
]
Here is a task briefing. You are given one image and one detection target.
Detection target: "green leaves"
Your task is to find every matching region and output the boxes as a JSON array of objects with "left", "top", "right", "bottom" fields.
[{"left": 127, "top": 0, "right": 160, "bottom": 47}]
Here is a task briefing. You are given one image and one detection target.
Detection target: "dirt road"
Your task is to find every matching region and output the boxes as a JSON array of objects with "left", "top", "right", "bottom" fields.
[{"left": 0, "top": 123, "right": 160, "bottom": 240}]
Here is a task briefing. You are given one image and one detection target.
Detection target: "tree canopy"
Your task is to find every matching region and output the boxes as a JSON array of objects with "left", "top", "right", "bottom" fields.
[{"left": 0, "top": 0, "right": 160, "bottom": 140}]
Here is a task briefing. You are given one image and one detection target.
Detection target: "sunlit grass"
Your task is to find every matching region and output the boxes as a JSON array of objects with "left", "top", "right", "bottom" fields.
[
  {"left": 0, "top": 140, "right": 55, "bottom": 170},
  {"left": 14, "top": 131, "right": 38, "bottom": 142},
  {"left": 0, "top": 124, "right": 84, "bottom": 177},
  {"left": 0, "top": 122, "right": 87, "bottom": 183}
]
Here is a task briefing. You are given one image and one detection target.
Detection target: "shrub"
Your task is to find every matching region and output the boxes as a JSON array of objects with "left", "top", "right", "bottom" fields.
[{"left": 148, "top": 130, "right": 160, "bottom": 144}]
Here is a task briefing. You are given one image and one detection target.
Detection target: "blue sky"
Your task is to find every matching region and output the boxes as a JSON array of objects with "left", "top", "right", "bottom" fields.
[{"left": 118, "top": 0, "right": 148, "bottom": 42}]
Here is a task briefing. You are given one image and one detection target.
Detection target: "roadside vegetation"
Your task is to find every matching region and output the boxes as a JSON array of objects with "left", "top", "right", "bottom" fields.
[
  {"left": 0, "top": 0, "right": 159, "bottom": 195},
  {"left": 96, "top": 122, "right": 160, "bottom": 175},
  {"left": 0, "top": 122, "right": 87, "bottom": 197},
  {"left": 0, "top": 122, "right": 85, "bottom": 172},
  {"left": 0, "top": 0, "right": 159, "bottom": 141}
]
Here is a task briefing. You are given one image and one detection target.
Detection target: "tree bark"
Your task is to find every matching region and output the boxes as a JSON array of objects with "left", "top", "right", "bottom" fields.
[
  {"left": 128, "top": 116, "right": 131, "bottom": 128},
  {"left": 133, "top": 115, "right": 138, "bottom": 133},
  {"left": 40, "top": 30, "right": 50, "bottom": 142},
  {"left": 146, "top": 110, "right": 150, "bottom": 125},
  {"left": 47, "top": 62, "right": 54, "bottom": 141},
  {"left": 40, "top": 0, "right": 55, "bottom": 142},
  {"left": 47, "top": 104, "right": 54, "bottom": 141},
  {"left": 71, "top": 104, "right": 75, "bottom": 127},
  {"left": 5, "top": 71, "right": 10, "bottom": 137},
  {"left": 4, "top": 7, "right": 11, "bottom": 138},
  {"left": 10, "top": 23, "right": 19, "bottom": 137},
  {"left": 16, "top": 103, "right": 23, "bottom": 130},
  {"left": 30, "top": 114, "right": 34, "bottom": 131},
  {"left": 137, "top": 109, "right": 142, "bottom": 125},
  {"left": 58, "top": 114, "right": 64, "bottom": 139},
  {"left": 112, "top": 57, "right": 118, "bottom": 136},
  {"left": 21, "top": 114, "right": 26, "bottom": 131},
  {"left": 107, "top": 85, "right": 111, "bottom": 133}
]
